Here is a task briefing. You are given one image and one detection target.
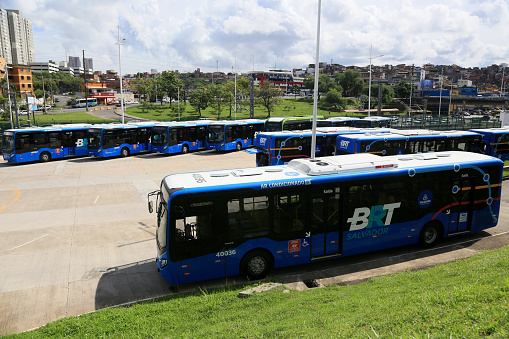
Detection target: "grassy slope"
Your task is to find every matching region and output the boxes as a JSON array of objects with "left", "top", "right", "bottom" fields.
[{"left": 8, "top": 245, "right": 509, "bottom": 338}]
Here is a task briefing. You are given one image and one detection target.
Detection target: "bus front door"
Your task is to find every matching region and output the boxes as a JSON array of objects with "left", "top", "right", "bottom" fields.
[
  {"left": 62, "top": 131, "right": 75, "bottom": 156},
  {"left": 449, "top": 178, "right": 474, "bottom": 234},
  {"left": 310, "top": 191, "right": 342, "bottom": 260}
]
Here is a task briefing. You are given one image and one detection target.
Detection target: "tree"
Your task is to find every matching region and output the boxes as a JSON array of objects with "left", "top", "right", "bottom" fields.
[
  {"left": 322, "top": 88, "right": 345, "bottom": 110},
  {"left": 291, "top": 84, "right": 300, "bottom": 98},
  {"left": 337, "top": 70, "right": 365, "bottom": 97},
  {"left": 209, "top": 83, "right": 232, "bottom": 120},
  {"left": 303, "top": 74, "right": 338, "bottom": 99},
  {"left": 394, "top": 80, "right": 412, "bottom": 98},
  {"left": 256, "top": 80, "right": 282, "bottom": 117},
  {"left": 189, "top": 86, "right": 211, "bottom": 117},
  {"left": 364, "top": 83, "right": 394, "bottom": 108},
  {"left": 158, "top": 71, "right": 183, "bottom": 104}
]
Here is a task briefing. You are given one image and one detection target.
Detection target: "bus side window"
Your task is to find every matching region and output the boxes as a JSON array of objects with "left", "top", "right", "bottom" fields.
[
  {"left": 274, "top": 194, "right": 305, "bottom": 233},
  {"left": 228, "top": 196, "right": 269, "bottom": 238}
]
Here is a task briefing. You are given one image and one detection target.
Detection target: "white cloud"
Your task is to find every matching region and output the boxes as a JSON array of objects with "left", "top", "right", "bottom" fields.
[{"left": 3, "top": 0, "right": 509, "bottom": 74}]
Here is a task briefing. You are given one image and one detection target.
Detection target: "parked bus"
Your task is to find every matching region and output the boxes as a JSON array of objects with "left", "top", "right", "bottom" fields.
[
  {"left": 207, "top": 119, "right": 265, "bottom": 151},
  {"left": 317, "top": 117, "right": 360, "bottom": 127},
  {"left": 469, "top": 127, "right": 509, "bottom": 161},
  {"left": 148, "top": 152, "right": 502, "bottom": 285},
  {"left": 2, "top": 124, "right": 91, "bottom": 163},
  {"left": 265, "top": 116, "right": 324, "bottom": 132},
  {"left": 353, "top": 116, "right": 391, "bottom": 128},
  {"left": 87, "top": 122, "right": 157, "bottom": 158},
  {"left": 336, "top": 129, "right": 483, "bottom": 156},
  {"left": 151, "top": 121, "right": 211, "bottom": 155},
  {"left": 252, "top": 127, "right": 392, "bottom": 166},
  {"left": 72, "top": 98, "right": 98, "bottom": 108}
]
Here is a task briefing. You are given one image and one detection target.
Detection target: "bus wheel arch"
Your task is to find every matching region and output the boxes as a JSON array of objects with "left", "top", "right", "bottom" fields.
[
  {"left": 419, "top": 221, "right": 443, "bottom": 248},
  {"left": 39, "top": 151, "right": 51, "bottom": 163},
  {"left": 181, "top": 144, "right": 189, "bottom": 154},
  {"left": 240, "top": 249, "right": 274, "bottom": 280},
  {"left": 236, "top": 142, "right": 242, "bottom": 151},
  {"left": 120, "top": 147, "right": 130, "bottom": 157}
]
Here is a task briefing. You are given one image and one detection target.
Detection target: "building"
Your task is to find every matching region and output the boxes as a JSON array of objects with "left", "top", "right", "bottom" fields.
[
  {"left": 68, "top": 56, "right": 80, "bottom": 68},
  {"left": 84, "top": 57, "right": 93, "bottom": 71},
  {"left": 248, "top": 70, "right": 305, "bottom": 93},
  {"left": 8, "top": 64, "right": 33, "bottom": 94},
  {"left": 29, "top": 60, "right": 59, "bottom": 73},
  {"left": 0, "top": 9, "right": 34, "bottom": 65}
]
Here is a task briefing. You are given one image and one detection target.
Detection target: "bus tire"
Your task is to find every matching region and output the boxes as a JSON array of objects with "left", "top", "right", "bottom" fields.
[
  {"left": 240, "top": 250, "right": 273, "bottom": 280},
  {"left": 181, "top": 145, "right": 189, "bottom": 154},
  {"left": 236, "top": 142, "right": 242, "bottom": 151},
  {"left": 39, "top": 152, "right": 51, "bottom": 163},
  {"left": 419, "top": 222, "right": 442, "bottom": 248},
  {"left": 121, "top": 147, "right": 130, "bottom": 157}
]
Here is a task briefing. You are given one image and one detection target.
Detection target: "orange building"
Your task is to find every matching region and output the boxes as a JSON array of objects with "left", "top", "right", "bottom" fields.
[
  {"left": 8, "top": 65, "right": 33, "bottom": 94},
  {"left": 82, "top": 82, "right": 115, "bottom": 104}
]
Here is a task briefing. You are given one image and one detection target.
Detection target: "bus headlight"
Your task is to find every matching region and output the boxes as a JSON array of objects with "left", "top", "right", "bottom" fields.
[{"left": 160, "top": 259, "right": 167, "bottom": 269}]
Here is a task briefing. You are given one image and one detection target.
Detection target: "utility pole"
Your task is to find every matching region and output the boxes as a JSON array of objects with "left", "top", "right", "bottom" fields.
[
  {"left": 41, "top": 74, "right": 46, "bottom": 114},
  {"left": 5, "top": 63, "right": 14, "bottom": 128},
  {"left": 25, "top": 93, "right": 31, "bottom": 126},
  {"left": 83, "top": 50, "right": 88, "bottom": 111}
]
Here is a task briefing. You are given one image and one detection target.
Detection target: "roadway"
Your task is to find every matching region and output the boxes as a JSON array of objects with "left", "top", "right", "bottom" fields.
[{"left": 0, "top": 151, "right": 509, "bottom": 335}]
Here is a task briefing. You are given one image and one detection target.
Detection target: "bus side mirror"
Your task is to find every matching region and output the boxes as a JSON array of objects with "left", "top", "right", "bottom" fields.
[{"left": 148, "top": 201, "right": 154, "bottom": 213}]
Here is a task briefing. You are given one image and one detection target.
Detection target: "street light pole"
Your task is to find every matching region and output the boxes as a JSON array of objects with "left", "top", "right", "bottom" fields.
[
  {"left": 116, "top": 25, "right": 125, "bottom": 124},
  {"left": 5, "top": 63, "right": 13, "bottom": 128},
  {"left": 368, "top": 45, "right": 383, "bottom": 117},
  {"left": 310, "top": 0, "right": 321, "bottom": 159}
]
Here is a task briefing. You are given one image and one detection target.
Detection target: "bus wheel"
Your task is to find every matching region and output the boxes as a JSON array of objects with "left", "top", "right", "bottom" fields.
[
  {"left": 236, "top": 142, "right": 242, "bottom": 151},
  {"left": 241, "top": 250, "right": 273, "bottom": 280},
  {"left": 419, "top": 222, "right": 441, "bottom": 248},
  {"left": 39, "top": 152, "right": 51, "bottom": 163},
  {"left": 181, "top": 145, "right": 189, "bottom": 154},
  {"left": 121, "top": 148, "right": 130, "bottom": 157}
]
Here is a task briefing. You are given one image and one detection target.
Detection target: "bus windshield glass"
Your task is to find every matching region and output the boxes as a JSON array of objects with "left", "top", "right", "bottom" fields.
[
  {"left": 2, "top": 132, "right": 14, "bottom": 153},
  {"left": 152, "top": 126, "right": 168, "bottom": 146},
  {"left": 265, "top": 121, "right": 282, "bottom": 132},
  {"left": 87, "top": 129, "right": 102, "bottom": 149},
  {"left": 207, "top": 125, "right": 224, "bottom": 143}
]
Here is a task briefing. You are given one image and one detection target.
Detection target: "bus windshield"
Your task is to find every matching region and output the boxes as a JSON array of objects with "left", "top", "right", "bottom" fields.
[
  {"left": 2, "top": 132, "right": 14, "bottom": 154},
  {"left": 152, "top": 126, "right": 168, "bottom": 146},
  {"left": 87, "top": 129, "right": 102, "bottom": 149},
  {"left": 265, "top": 122, "right": 282, "bottom": 132},
  {"left": 207, "top": 125, "right": 224, "bottom": 143}
]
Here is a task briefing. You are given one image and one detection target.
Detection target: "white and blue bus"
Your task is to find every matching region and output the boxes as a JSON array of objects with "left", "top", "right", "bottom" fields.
[
  {"left": 87, "top": 122, "right": 157, "bottom": 158},
  {"left": 151, "top": 121, "right": 211, "bottom": 155},
  {"left": 336, "top": 129, "right": 483, "bottom": 156},
  {"left": 252, "top": 127, "right": 392, "bottom": 166},
  {"left": 148, "top": 152, "right": 502, "bottom": 285},
  {"left": 469, "top": 127, "right": 509, "bottom": 161},
  {"left": 207, "top": 119, "right": 265, "bottom": 151},
  {"left": 2, "top": 124, "right": 91, "bottom": 163},
  {"left": 72, "top": 98, "right": 98, "bottom": 108}
]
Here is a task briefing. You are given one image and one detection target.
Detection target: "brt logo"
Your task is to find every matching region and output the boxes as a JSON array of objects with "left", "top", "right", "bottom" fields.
[
  {"left": 347, "top": 202, "right": 401, "bottom": 231},
  {"left": 339, "top": 140, "right": 350, "bottom": 148},
  {"left": 259, "top": 137, "right": 267, "bottom": 146}
]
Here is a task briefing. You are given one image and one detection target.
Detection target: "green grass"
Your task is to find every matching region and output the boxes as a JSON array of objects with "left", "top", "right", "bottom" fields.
[
  {"left": 1, "top": 111, "right": 115, "bottom": 127},
  {"left": 125, "top": 98, "right": 366, "bottom": 121},
  {"left": 8, "top": 245, "right": 509, "bottom": 338}
]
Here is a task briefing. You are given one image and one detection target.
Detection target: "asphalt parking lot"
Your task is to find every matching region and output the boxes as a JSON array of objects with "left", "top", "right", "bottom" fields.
[{"left": 1, "top": 150, "right": 509, "bottom": 335}]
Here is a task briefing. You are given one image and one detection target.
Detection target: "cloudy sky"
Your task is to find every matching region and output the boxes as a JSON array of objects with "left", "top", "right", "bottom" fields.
[{"left": 4, "top": 0, "right": 509, "bottom": 75}]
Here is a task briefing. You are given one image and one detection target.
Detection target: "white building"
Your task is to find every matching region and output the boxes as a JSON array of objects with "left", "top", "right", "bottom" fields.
[
  {"left": 29, "top": 60, "right": 59, "bottom": 73},
  {"left": 0, "top": 9, "right": 34, "bottom": 65}
]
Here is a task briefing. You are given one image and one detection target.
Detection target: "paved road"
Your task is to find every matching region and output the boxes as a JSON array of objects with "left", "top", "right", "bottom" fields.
[{"left": 0, "top": 151, "right": 508, "bottom": 335}]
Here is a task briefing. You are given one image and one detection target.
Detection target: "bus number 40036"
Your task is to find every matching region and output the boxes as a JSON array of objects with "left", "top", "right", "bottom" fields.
[{"left": 216, "top": 249, "right": 237, "bottom": 257}]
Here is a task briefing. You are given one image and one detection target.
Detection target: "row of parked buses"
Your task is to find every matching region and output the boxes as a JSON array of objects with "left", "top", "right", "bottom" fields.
[
  {"left": 0, "top": 117, "right": 389, "bottom": 164},
  {"left": 2, "top": 116, "right": 509, "bottom": 164}
]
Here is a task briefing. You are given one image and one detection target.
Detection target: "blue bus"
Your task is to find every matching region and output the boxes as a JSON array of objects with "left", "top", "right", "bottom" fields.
[
  {"left": 87, "top": 122, "right": 157, "bottom": 158},
  {"left": 469, "top": 127, "right": 509, "bottom": 161},
  {"left": 2, "top": 124, "right": 91, "bottom": 163},
  {"left": 148, "top": 152, "right": 502, "bottom": 285},
  {"left": 264, "top": 116, "right": 325, "bottom": 132},
  {"left": 336, "top": 129, "right": 483, "bottom": 156},
  {"left": 353, "top": 116, "right": 391, "bottom": 128},
  {"left": 72, "top": 98, "right": 98, "bottom": 108},
  {"left": 151, "top": 121, "right": 211, "bottom": 154},
  {"left": 207, "top": 119, "right": 265, "bottom": 151},
  {"left": 252, "top": 127, "right": 392, "bottom": 166}
]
